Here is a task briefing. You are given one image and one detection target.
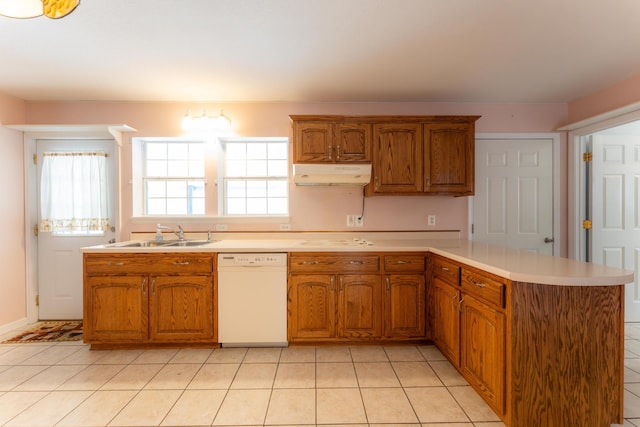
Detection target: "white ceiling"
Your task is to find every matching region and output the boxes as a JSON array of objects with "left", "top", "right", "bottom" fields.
[{"left": 1, "top": 0, "right": 640, "bottom": 104}]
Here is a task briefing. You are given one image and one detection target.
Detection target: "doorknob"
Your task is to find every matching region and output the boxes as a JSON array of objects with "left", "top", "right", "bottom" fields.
[{"left": 544, "top": 237, "right": 555, "bottom": 243}]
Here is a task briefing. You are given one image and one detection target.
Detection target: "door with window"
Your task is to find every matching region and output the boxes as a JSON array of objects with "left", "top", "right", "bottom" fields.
[
  {"left": 37, "top": 139, "right": 116, "bottom": 320},
  {"left": 473, "top": 138, "right": 554, "bottom": 254}
]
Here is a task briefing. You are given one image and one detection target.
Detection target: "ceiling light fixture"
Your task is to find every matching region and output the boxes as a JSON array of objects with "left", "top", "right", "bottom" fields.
[
  {"left": 182, "top": 109, "right": 232, "bottom": 134},
  {"left": 0, "top": 0, "right": 80, "bottom": 19}
]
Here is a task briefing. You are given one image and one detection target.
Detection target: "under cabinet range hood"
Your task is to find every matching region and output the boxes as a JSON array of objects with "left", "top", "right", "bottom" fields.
[{"left": 293, "top": 163, "right": 372, "bottom": 186}]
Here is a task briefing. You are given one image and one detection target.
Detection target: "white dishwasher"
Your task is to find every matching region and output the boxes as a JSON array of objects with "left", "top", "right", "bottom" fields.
[{"left": 217, "top": 253, "right": 288, "bottom": 347}]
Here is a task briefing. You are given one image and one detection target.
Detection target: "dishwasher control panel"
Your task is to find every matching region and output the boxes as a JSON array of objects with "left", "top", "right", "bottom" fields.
[{"left": 218, "top": 253, "right": 287, "bottom": 267}]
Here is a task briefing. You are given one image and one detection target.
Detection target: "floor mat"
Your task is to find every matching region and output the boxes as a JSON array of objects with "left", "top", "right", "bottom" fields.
[{"left": 2, "top": 321, "right": 83, "bottom": 343}]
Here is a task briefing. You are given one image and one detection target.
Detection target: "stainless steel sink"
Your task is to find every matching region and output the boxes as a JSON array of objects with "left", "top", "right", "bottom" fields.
[
  {"left": 162, "top": 240, "right": 212, "bottom": 247},
  {"left": 110, "top": 239, "right": 213, "bottom": 248}
]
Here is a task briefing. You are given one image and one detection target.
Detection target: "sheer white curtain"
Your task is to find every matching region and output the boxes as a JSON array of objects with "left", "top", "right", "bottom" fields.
[{"left": 40, "top": 152, "right": 110, "bottom": 234}]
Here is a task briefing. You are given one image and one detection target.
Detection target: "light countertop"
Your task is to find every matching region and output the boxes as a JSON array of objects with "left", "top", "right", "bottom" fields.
[{"left": 82, "top": 232, "right": 634, "bottom": 287}]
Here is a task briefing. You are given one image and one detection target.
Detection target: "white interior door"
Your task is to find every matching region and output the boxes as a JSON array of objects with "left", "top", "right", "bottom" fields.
[
  {"left": 591, "top": 134, "right": 640, "bottom": 322},
  {"left": 473, "top": 138, "right": 554, "bottom": 254},
  {"left": 37, "top": 139, "right": 116, "bottom": 320}
]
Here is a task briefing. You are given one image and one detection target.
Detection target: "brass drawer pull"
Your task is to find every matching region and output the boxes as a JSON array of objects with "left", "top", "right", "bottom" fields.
[
  {"left": 440, "top": 266, "right": 450, "bottom": 271},
  {"left": 471, "top": 279, "right": 486, "bottom": 288},
  {"left": 173, "top": 261, "right": 191, "bottom": 266},
  {"left": 395, "top": 260, "right": 409, "bottom": 264},
  {"left": 302, "top": 261, "right": 319, "bottom": 265},
  {"left": 110, "top": 261, "right": 125, "bottom": 266},
  {"left": 350, "top": 260, "right": 365, "bottom": 265}
]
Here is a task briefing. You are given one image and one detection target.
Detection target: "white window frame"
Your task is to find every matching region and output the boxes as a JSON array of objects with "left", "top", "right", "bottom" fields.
[
  {"left": 218, "top": 137, "right": 289, "bottom": 218},
  {"left": 132, "top": 137, "right": 210, "bottom": 218}
]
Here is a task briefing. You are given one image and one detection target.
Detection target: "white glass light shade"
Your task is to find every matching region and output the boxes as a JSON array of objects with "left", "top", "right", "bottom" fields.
[{"left": 0, "top": 0, "right": 43, "bottom": 18}]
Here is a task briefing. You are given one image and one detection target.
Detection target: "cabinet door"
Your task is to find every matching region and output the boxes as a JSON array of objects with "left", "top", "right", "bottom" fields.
[
  {"left": 372, "top": 123, "right": 423, "bottom": 193},
  {"left": 337, "top": 275, "right": 383, "bottom": 339},
  {"left": 149, "top": 275, "right": 214, "bottom": 342},
  {"left": 423, "top": 121, "right": 474, "bottom": 194},
  {"left": 293, "top": 122, "right": 334, "bottom": 162},
  {"left": 288, "top": 274, "right": 336, "bottom": 340},
  {"left": 431, "top": 277, "right": 460, "bottom": 364},
  {"left": 384, "top": 274, "right": 426, "bottom": 338},
  {"left": 84, "top": 275, "right": 148, "bottom": 342},
  {"left": 335, "top": 123, "right": 371, "bottom": 162},
  {"left": 460, "top": 293, "right": 506, "bottom": 415}
]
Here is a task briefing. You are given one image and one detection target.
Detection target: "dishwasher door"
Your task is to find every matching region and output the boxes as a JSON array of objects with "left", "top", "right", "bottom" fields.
[{"left": 217, "top": 253, "right": 288, "bottom": 347}]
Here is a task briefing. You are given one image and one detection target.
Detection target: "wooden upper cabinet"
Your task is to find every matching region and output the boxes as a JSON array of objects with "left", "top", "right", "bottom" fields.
[
  {"left": 292, "top": 120, "right": 371, "bottom": 163},
  {"left": 371, "top": 122, "right": 423, "bottom": 193},
  {"left": 424, "top": 121, "right": 475, "bottom": 195}
]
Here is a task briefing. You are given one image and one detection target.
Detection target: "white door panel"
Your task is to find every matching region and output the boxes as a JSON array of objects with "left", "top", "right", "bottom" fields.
[
  {"left": 591, "top": 135, "right": 640, "bottom": 322},
  {"left": 37, "top": 139, "right": 116, "bottom": 320},
  {"left": 474, "top": 139, "right": 554, "bottom": 255}
]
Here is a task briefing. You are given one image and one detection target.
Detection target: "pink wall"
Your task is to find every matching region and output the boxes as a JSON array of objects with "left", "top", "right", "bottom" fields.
[
  {"left": 24, "top": 101, "right": 568, "bottom": 240},
  {"left": 0, "top": 92, "right": 26, "bottom": 328},
  {"left": 568, "top": 72, "right": 640, "bottom": 124}
]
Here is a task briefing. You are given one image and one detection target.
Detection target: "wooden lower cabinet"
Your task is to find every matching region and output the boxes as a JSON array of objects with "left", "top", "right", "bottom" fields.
[
  {"left": 288, "top": 252, "right": 426, "bottom": 343},
  {"left": 430, "top": 276, "right": 460, "bottom": 363},
  {"left": 83, "top": 253, "right": 216, "bottom": 348},
  {"left": 384, "top": 274, "right": 425, "bottom": 338},
  {"left": 460, "top": 293, "right": 506, "bottom": 415}
]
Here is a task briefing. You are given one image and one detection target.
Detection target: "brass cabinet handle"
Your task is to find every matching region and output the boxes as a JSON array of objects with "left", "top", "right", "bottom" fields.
[
  {"left": 470, "top": 278, "right": 486, "bottom": 288},
  {"left": 459, "top": 295, "right": 465, "bottom": 313},
  {"left": 339, "top": 276, "right": 344, "bottom": 292},
  {"left": 385, "top": 277, "right": 391, "bottom": 292},
  {"left": 375, "top": 176, "right": 379, "bottom": 190},
  {"left": 330, "top": 276, "right": 335, "bottom": 292},
  {"left": 336, "top": 145, "right": 341, "bottom": 160},
  {"left": 327, "top": 146, "right": 333, "bottom": 160},
  {"left": 141, "top": 277, "right": 147, "bottom": 295},
  {"left": 151, "top": 278, "right": 156, "bottom": 295}
]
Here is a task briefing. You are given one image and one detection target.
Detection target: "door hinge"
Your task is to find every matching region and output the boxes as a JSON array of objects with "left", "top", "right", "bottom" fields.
[
  {"left": 33, "top": 224, "right": 39, "bottom": 236},
  {"left": 583, "top": 152, "right": 592, "bottom": 162},
  {"left": 33, "top": 154, "right": 37, "bottom": 165},
  {"left": 471, "top": 223, "right": 474, "bottom": 234},
  {"left": 35, "top": 294, "right": 39, "bottom": 306},
  {"left": 582, "top": 219, "right": 592, "bottom": 229}
]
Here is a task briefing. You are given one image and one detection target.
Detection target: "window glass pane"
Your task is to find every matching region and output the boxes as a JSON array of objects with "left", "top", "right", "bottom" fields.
[
  {"left": 190, "top": 198, "right": 205, "bottom": 215},
  {"left": 189, "top": 160, "right": 204, "bottom": 177},
  {"left": 247, "top": 143, "right": 267, "bottom": 159},
  {"left": 268, "top": 160, "right": 288, "bottom": 176},
  {"left": 167, "top": 199, "right": 187, "bottom": 215},
  {"left": 226, "top": 180, "right": 246, "bottom": 197},
  {"left": 246, "top": 160, "right": 267, "bottom": 176},
  {"left": 268, "top": 142, "right": 288, "bottom": 159},
  {"left": 146, "top": 181, "right": 166, "bottom": 198},
  {"left": 146, "top": 143, "right": 166, "bottom": 159},
  {"left": 226, "top": 160, "right": 246, "bottom": 176},
  {"left": 167, "top": 160, "right": 189, "bottom": 177},
  {"left": 167, "top": 143, "right": 189, "bottom": 159},
  {"left": 147, "top": 199, "right": 166, "bottom": 215},
  {"left": 140, "top": 139, "right": 206, "bottom": 216},
  {"left": 227, "top": 198, "right": 246, "bottom": 214},
  {"left": 166, "top": 181, "right": 186, "bottom": 197},
  {"left": 247, "top": 180, "right": 267, "bottom": 197},
  {"left": 268, "top": 180, "right": 288, "bottom": 197},
  {"left": 146, "top": 160, "right": 167, "bottom": 176},
  {"left": 221, "top": 138, "right": 288, "bottom": 217},
  {"left": 247, "top": 198, "right": 267, "bottom": 214},
  {"left": 226, "top": 143, "right": 246, "bottom": 159}
]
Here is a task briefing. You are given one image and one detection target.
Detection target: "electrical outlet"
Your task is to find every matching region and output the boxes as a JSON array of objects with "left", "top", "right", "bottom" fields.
[
  {"left": 215, "top": 224, "right": 228, "bottom": 231},
  {"left": 355, "top": 216, "right": 364, "bottom": 227},
  {"left": 346, "top": 215, "right": 355, "bottom": 227},
  {"left": 279, "top": 224, "right": 291, "bottom": 231},
  {"left": 427, "top": 215, "right": 436, "bottom": 226}
]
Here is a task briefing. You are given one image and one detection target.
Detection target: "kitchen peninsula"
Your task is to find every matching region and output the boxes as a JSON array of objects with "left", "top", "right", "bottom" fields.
[{"left": 82, "top": 232, "right": 633, "bottom": 427}]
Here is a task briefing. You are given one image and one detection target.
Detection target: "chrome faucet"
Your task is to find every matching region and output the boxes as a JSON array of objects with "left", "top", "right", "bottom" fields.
[{"left": 156, "top": 224, "right": 185, "bottom": 241}]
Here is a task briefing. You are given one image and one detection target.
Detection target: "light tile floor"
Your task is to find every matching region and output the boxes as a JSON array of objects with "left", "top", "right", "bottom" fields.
[{"left": 0, "top": 323, "right": 637, "bottom": 427}]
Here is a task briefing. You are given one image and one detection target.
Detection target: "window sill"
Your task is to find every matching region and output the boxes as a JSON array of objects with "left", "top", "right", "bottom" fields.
[{"left": 130, "top": 215, "right": 290, "bottom": 225}]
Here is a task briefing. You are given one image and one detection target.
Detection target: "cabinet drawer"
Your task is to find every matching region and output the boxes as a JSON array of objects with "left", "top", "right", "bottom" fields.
[
  {"left": 431, "top": 256, "right": 460, "bottom": 286},
  {"left": 85, "top": 254, "right": 213, "bottom": 275},
  {"left": 384, "top": 255, "right": 425, "bottom": 272},
  {"left": 289, "top": 254, "right": 380, "bottom": 273},
  {"left": 461, "top": 268, "right": 506, "bottom": 308}
]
